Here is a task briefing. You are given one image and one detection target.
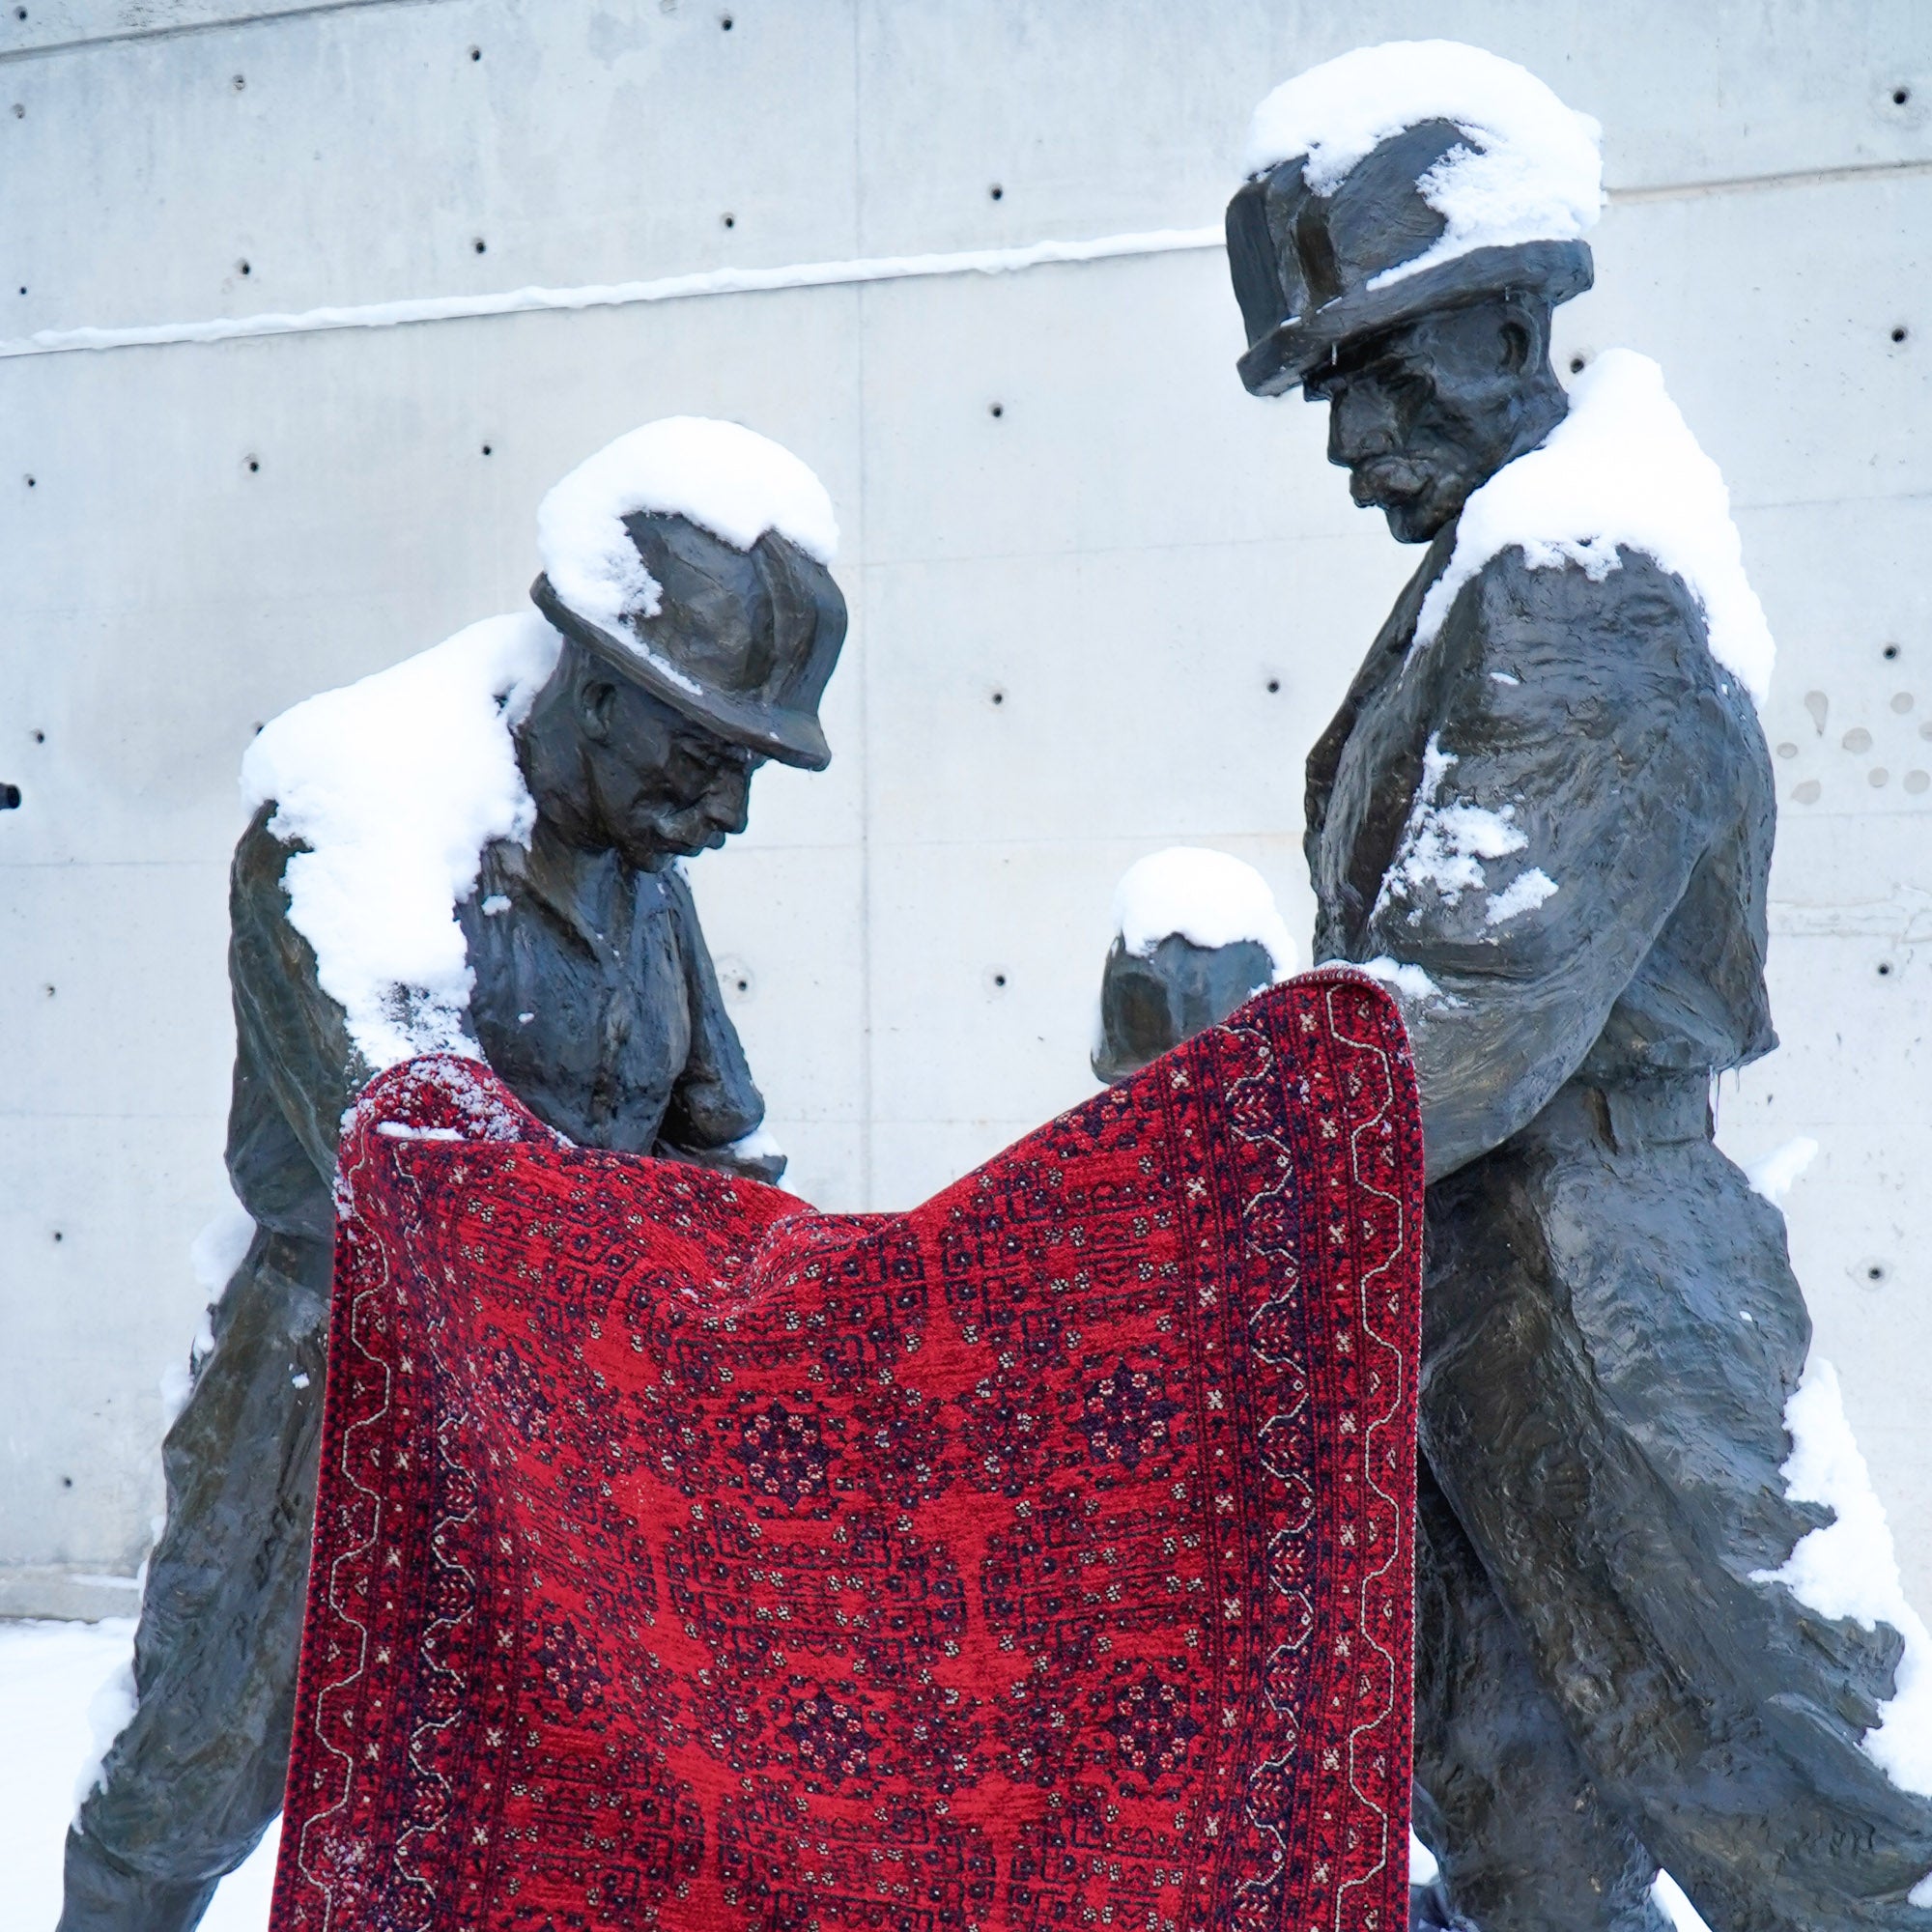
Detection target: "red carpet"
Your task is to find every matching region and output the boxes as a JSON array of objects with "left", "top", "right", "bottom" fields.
[{"left": 271, "top": 974, "right": 1421, "bottom": 1931}]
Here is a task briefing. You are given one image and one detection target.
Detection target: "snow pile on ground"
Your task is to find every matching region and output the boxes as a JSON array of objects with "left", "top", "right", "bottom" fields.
[
  {"left": 537, "top": 416, "right": 838, "bottom": 635},
  {"left": 1243, "top": 41, "right": 1602, "bottom": 291},
  {"left": 241, "top": 611, "right": 562, "bottom": 1072},
  {"left": 1415, "top": 349, "right": 1776, "bottom": 706},
  {"left": 1377, "top": 732, "right": 1556, "bottom": 929},
  {"left": 1753, "top": 1357, "right": 1932, "bottom": 1801},
  {"left": 0, "top": 1619, "right": 277, "bottom": 1929},
  {"left": 1111, "top": 848, "right": 1296, "bottom": 977}
]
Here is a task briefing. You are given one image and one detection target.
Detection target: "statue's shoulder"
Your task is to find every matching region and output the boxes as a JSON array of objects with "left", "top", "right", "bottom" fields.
[{"left": 1453, "top": 543, "right": 1725, "bottom": 700}]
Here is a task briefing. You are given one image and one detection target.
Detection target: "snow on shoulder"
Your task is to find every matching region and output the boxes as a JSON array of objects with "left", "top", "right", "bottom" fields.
[
  {"left": 537, "top": 416, "right": 838, "bottom": 633},
  {"left": 1112, "top": 848, "right": 1296, "bottom": 979},
  {"left": 1414, "top": 349, "right": 1776, "bottom": 706},
  {"left": 241, "top": 611, "right": 562, "bottom": 1072},
  {"left": 1243, "top": 42, "right": 1602, "bottom": 291}
]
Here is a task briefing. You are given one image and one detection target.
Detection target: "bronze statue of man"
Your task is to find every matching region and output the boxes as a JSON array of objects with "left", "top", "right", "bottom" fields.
[
  {"left": 1226, "top": 45, "right": 1932, "bottom": 1932},
  {"left": 59, "top": 426, "right": 846, "bottom": 1932}
]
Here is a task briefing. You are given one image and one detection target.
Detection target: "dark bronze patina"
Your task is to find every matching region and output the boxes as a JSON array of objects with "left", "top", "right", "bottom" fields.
[
  {"left": 1229, "top": 113, "right": 1932, "bottom": 1932},
  {"left": 58, "top": 515, "right": 845, "bottom": 1932}
]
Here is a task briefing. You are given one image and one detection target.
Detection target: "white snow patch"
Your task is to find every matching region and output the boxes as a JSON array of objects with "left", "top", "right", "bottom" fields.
[
  {"left": 1414, "top": 350, "right": 1776, "bottom": 706},
  {"left": 1379, "top": 735, "right": 1528, "bottom": 916},
  {"left": 1408, "top": 1830, "right": 1438, "bottom": 1886},
  {"left": 1484, "top": 867, "right": 1557, "bottom": 925},
  {"left": 1357, "top": 955, "right": 1449, "bottom": 1004},
  {"left": 1, "top": 1619, "right": 278, "bottom": 1928},
  {"left": 1243, "top": 41, "right": 1603, "bottom": 293},
  {"left": 71, "top": 1656, "right": 137, "bottom": 1812},
  {"left": 481, "top": 894, "right": 510, "bottom": 916},
  {"left": 537, "top": 416, "right": 838, "bottom": 637},
  {"left": 731, "top": 1124, "right": 785, "bottom": 1165},
  {"left": 1753, "top": 1356, "right": 1932, "bottom": 1795},
  {"left": 1111, "top": 848, "right": 1296, "bottom": 977},
  {"left": 241, "top": 611, "right": 563, "bottom": 1072},
  {"left": 1653, "top": 1871, "right": 1715, "bottom": 1932},
  {"left": 1747, "top": 1136, "right": 1819, "bottom": 1206}
]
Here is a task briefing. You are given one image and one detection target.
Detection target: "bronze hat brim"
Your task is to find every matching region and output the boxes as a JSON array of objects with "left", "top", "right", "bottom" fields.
[
  {"left": 530, "top": 574, "right": 832, "bottom": 772},
  {"left": 1236, "top": 238, "right": 1594, "bottom": 397}
]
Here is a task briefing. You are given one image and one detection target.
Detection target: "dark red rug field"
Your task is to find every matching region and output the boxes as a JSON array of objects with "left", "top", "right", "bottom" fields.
[{"left": 270, "top": 974, "right": 1422, "bottom": 1931}]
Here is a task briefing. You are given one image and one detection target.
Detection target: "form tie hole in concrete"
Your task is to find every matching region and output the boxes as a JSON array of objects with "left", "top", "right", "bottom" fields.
[
  {"left": 989, "top": 402, "right": 1004, "bottom": 418},
  {"left": 1267, "top": 678, "right": 1281, "bottom": 695},
  {"left": 721, "top": 12, "right": 733, "bottom": 26},
  {"left": 43, "top": 981, "right": 53, "bottom": 994},
  {"left": 473, "top": 238, "right": 488, "bottom": 254},
  {"left": 990, "top": 689, "right": 1006, "bottom": 706},
  {"left": 985, "top": 968, "right": 1010, "bottom": 994},
  {"left": 16, "top": 286, "right": 24, "bottom": 295},
  {"left": 469, "top": 44, "right": 482, "bottom": 60},
  {"left": 246, "top": 456, "right": 261, "bottom": 473},
  {"left": 52, "top": 1231, "right": 62, "bottom": 1243},
  {"left": 0, "top": 782, "right": 19, "bottom": 810},
  {"left": 481, "top": 443, "right": 493, "bottom": 456},
  {"left": 723, "top": 213, "right": 735, "bottom": 228},
  {"left": 24, "top": 474, "right": 34, "bottom": 487},
  {"left": 1893, "top": 327, "right": 1910, "bottom": 344},
  {"left": 1884, "top": 642, "right": 1901, "bottom": 661},
  {"left": 1877, "top": 965, "right": 1894, "bottom": 980},
  {"left": 1569, "top": 354, "right": 1586, "bottom": 374},
  {"left": 233, "top": 73, "right": 245, "bottom": 90},
  {"left": 31, "top": 728, "right": 43, "bottom": 743},
  {"left": 990, "top": 184, "right": 1005, "bottom": 201},
  {"left": 1895, "top": 86, "right": 1912, "bottom": 105},
  {"left": 60, "top": 1475, "right": 72, "bottom": 1487},
  {"left": 239, "top": 259, "right": 251, "bottom": 276}
]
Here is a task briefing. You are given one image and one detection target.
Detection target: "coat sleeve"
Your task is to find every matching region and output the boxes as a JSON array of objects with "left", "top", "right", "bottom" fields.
[
  {"left": 655, "top": 864, "right": 781, "bottom": 1182},
  {"left": 225, "top": 805, "right": 374, "bottom": 1202},
  {"left": 1355, "top": 552, "right": 1737, "bottom": 1182}
]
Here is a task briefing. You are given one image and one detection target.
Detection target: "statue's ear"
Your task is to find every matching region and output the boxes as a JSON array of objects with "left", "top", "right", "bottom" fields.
[{"left": 575, "top": 673, "right": 618, "bottom": 745}]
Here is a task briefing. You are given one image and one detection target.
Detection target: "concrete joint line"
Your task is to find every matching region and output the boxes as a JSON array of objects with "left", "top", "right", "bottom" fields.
[
  {"left": 0, "top": 227, "right": 1226, "bottom": 359},
  {"left": 1, "top": 152, "right": 1923, "bottom": 361}
]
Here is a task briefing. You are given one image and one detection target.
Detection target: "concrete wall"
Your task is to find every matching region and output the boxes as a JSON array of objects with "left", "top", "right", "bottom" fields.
[{"left": 1, "top": 0, "right": 1928, "bottom": 1618}]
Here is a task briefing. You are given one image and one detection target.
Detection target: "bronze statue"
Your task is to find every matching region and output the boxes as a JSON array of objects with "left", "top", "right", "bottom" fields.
[
  {"left": 1225, "top": 48, "right": 1932, "bottom": 1932},
  {"left": 59, "top": 472, "right": 846, "bottom": 1932}
]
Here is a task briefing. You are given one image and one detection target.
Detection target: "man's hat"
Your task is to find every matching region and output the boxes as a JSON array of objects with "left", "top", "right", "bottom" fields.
[
  {"left": 532, "top": 515, "right": 845, "bottom": 771},
  {"left": 531, "top": 417, "right": 847, "bottom": 770},
  {"left": 1227, "top": 43, "right": 1602, "bottom": 396}
]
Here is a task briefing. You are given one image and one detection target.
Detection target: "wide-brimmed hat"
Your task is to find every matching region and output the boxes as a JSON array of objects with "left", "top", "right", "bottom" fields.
[
  {"left": 532, "top": 512, "right": 846, "bottom": 771},
  {"left": 1228, "top": 116, "right": 1594, "bottom": 396}
]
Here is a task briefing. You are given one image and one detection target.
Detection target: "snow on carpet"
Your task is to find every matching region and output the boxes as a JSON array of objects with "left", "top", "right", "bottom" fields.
[{"left": 0, "top": 1618, "right": 277, "bottom": 1930}]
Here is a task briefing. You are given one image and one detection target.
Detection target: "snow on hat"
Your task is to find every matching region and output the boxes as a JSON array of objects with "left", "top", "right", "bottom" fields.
[
  {"left": 1229, "top": 41, "right": 1603, "bottom": 394},
  {"left": 536, "top": 415, "right": 838, "bottom": 633},
  {"left": 531, "top": 418, "right": 846, "bottom": 769}
]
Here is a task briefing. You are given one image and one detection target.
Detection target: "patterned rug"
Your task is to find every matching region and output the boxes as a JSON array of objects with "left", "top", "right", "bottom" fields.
[{"left": 270, "top": 974, "right": 1422, "bottom": 1931}]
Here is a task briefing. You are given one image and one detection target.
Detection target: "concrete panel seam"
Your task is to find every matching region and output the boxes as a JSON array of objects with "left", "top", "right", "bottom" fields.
[
  {"left": 0, "top": 0, "right": 444, "bottom": 68},
  {"left": 0, "top": 228, "right": 1227, "bottom": 360},
  {"left": 5, "top": 147, "right": 1926, "bottom": 362}
]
